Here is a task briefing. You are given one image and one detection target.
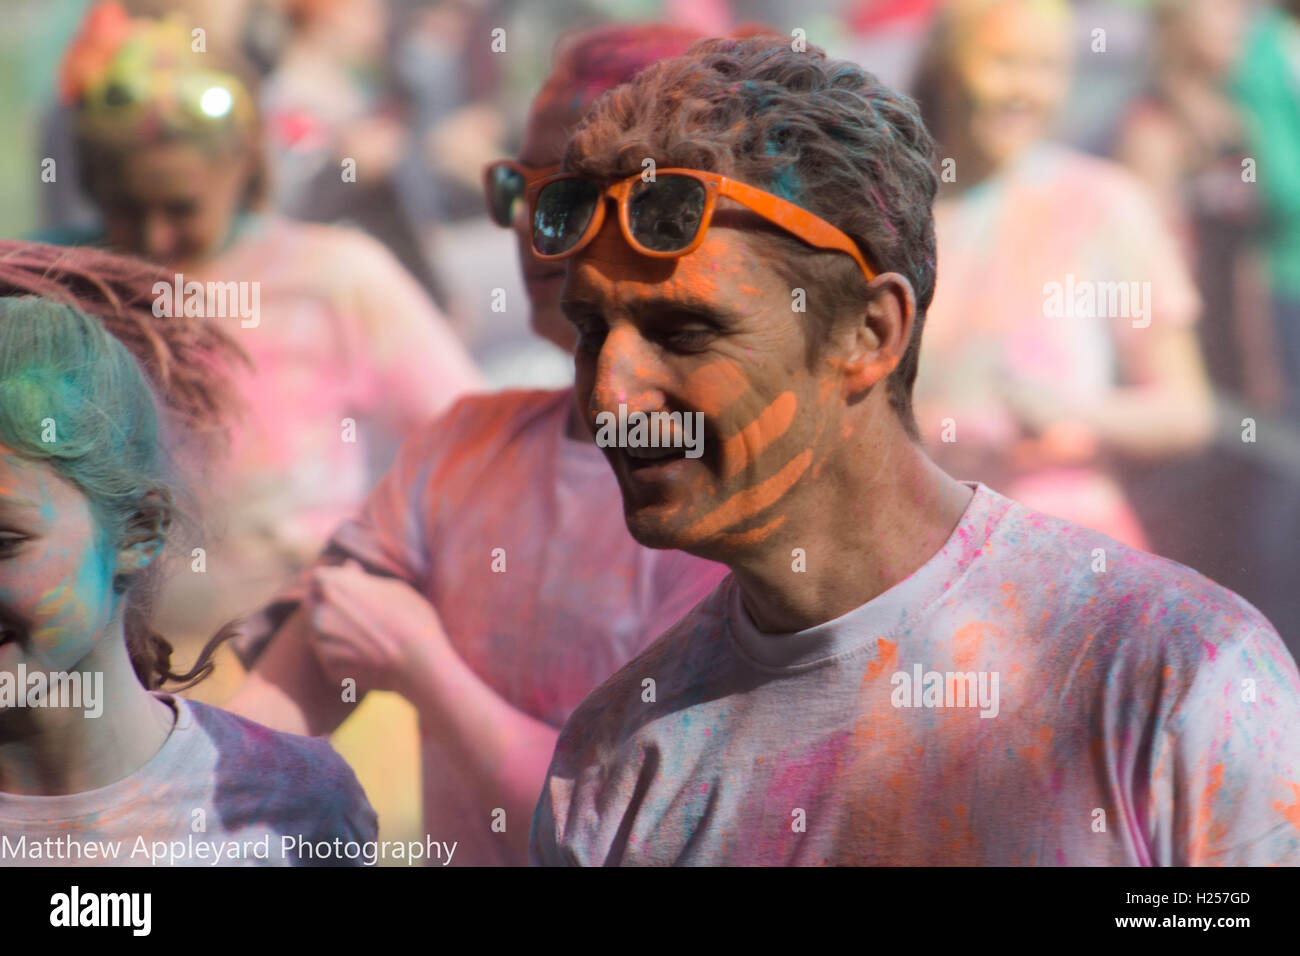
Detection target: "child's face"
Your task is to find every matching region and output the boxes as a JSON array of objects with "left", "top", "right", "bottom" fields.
[{"left": 0, "top": 446, "right": 120, "bottom": 675}]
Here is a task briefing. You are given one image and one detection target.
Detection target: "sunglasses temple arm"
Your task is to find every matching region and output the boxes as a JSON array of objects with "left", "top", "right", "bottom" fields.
[{"left": 718, "top": 181, "right": 876, "bottom": 281}]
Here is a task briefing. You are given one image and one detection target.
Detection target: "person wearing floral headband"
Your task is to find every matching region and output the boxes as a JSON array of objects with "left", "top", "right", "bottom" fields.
[{"left": 48, "top": 2, "right": 483, "bottom": 822}]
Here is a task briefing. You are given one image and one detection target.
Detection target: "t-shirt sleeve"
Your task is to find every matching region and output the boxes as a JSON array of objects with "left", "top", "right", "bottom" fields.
[
  {"left": 529, "top": 770, "right": 573, "bottom": 866},
  {"left": 1146, "top": 611, "right": 1300, "bottom": 865},
  {"left": 230, "top": 404, "right": 460, "bottom": 668},
  {"left": 292, "top": 740, "right": 380, "bottom": 866},
  {"left": 530, "top": 709, "right": 602, "bottom": 867},
  {"left": 186, "top": 700, "right": 380, "bottom": 865}
]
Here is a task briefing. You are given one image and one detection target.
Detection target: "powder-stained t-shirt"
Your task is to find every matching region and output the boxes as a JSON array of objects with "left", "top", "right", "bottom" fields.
[
  {"left": 0, "top": 695, "right": 377, "bottom": 866},
  {"left": 234, "top": 387, "right": 730, "bottom": 864},
  {"left": 532, "top": 482, "right": 1300, "bottom": 866}
]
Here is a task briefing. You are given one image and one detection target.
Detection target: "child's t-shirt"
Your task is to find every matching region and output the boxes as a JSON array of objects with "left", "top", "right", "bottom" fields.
[
  {"left": 0, "top": 694, "right": 377, "bottom": 866},
  {"left": 532, "top": 482, "right": 1300, "bottom": 866}
]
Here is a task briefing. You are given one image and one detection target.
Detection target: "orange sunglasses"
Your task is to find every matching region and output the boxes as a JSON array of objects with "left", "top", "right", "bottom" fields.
[
  {"left": 526, "top": 167, "right": 876, "bottom": 284},
  {"left": 483, "top": 160, "right": 562, "bottom": 227}
]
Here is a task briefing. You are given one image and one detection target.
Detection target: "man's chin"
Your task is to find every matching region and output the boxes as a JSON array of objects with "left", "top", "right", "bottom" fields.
[{"left": 622, "top": 507, "right": 696, "bottom": 553}]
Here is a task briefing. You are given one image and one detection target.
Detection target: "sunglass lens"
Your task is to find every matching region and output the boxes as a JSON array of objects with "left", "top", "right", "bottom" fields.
[
  {"left": 533, "top": 178, "right": 599, "bottom": 255},
  {"left": 487, "top": 165, "right": 526, "bottom": 227},
  {"left": 628, "top": 175, "right": 706, "bottom": 252}
]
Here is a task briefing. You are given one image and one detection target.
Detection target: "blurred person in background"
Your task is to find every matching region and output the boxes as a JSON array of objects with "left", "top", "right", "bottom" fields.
[
  {"left": 49, "top": 1, "right": 482, "bottom": 683},
  {"left": 226, "top": 23, "right": 730, "bottom": 866},
  {"left": 1236, "top": 0, "right": 1300, "bottom": 420},
  {"left": 909, "top": 0, "right": 1214, "bottom": 551},
  {"left": 253, "top": 0, "right": 453, "bottom": 309},
  {"left": 1108, "top": 0, "right": 1300, "bottom": 653},
  {"left": 1114, "top": 0, "right": 1278, "bottom": 408},
  {"left": 1229, "top": 0, "right": 1300, "bottom": 650}
]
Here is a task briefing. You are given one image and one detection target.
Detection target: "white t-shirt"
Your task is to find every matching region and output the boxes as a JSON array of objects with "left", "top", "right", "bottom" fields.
[
  {"left": 0, "top": 695, "right": 376, "bottom": 866},
  {"left": 533, "top": 482, "right": 1300, "bottom": 865}
]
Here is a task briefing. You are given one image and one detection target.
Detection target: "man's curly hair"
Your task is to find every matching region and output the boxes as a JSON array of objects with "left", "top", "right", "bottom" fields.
[{"left": 565, "top": 36, "right": 938, "bottom": 440}]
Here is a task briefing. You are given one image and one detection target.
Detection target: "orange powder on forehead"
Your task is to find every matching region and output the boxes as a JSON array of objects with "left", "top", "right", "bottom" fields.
[
  {"left": 685, "top": 448, "right": 812, "bottom": 543},
  {"left": 720, "top": 391, "right": 797, "bottom": 479}
]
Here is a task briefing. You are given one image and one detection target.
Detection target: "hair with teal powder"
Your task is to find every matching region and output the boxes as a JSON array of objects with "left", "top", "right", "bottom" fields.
[
  {"left": 0, "top": 297, "right": 167, "bottom": 541},
  {"left": 0, "top": 241, "right": 246, "bottom": 689}
]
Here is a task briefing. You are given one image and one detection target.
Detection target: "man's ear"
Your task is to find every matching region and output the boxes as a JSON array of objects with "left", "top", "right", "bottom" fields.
[
  {"left": 841, "top": 271, "right": 916, "bottom": 399},
  {"left": 115, "top": 488, "right": 173, "bottom": 577}
]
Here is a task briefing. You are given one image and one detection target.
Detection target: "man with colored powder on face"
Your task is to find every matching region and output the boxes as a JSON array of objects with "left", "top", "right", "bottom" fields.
[{"left": 529, "top": 36, "right": 1300, "bottom": 866}]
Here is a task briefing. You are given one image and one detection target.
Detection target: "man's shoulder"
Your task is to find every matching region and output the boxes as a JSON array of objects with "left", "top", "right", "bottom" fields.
[{"left": 987, "top": 492, "right": 1282, "bottom": 662}]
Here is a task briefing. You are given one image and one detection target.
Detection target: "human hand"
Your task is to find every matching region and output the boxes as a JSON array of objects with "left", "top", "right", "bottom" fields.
[
  {"left": 306, "top": 559, "right": 447, "bottom": 699},
  {"left": 995, "top": 376, "right": 1100, "bottom": 468}
]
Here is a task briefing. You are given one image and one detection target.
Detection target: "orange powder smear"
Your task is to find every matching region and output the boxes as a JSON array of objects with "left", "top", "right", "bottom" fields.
[
  {"left": 720, "top": 391, "right": 797, "bottom": 479},
  {"left": 1273, "top": 781, "right": 1300, "bottom": 834},
  {"left": 713, "top": 514, "right": 788, "bottom": 549},
  {"left": 862, "top": 638, "right": 898, "bottom": 683},
  {"left": 950, "top": 618, "right": 990, "bottom": 670},
  {"left": 685, "top": 448, "right": 812, "bottom": 542},
  {"left": 1189, "top": 762, "right": 1225, "bottom": 863},
  {"left": 684, "top": 360, "right": 749, "bottom": 417}
]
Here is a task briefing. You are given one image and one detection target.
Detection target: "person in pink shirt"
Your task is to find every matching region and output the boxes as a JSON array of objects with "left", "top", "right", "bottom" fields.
[
  {"left": 907, "top": 0, "right": 1215, "bottom": 550},
  {"left": 226, "top": 23, "right": 729, "bottom": 866},
  {"left": 527, "top": 35, "right": 1300, "bottom": 866},
  {"left": 55, "top": 3, "right": 483, "bottom": 654}
]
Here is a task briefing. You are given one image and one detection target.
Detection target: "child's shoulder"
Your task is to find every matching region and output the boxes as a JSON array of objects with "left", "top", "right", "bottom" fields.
[{"left": 174, "top": 696, "right": 363, "bottom": 795}]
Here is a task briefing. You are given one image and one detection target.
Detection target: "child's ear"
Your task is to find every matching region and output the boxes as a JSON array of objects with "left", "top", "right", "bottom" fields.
[{"left": 115, "top": 488, "right": 173, "bottom": 577}]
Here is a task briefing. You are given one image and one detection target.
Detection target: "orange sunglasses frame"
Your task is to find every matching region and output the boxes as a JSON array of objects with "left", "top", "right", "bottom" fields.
[
  {"left": 526, "top": 167, "right": 876, "bottom": 284},
  {"left": 482, "top": 160, "right": 562, "bottom": 226}
]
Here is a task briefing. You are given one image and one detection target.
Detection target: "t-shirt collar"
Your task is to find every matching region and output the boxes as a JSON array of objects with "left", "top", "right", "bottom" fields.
[{"left": 726, "top": 481, "right": 1008, "bottom": 671}]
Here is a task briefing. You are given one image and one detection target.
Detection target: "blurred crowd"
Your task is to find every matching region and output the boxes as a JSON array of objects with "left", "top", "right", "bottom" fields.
[{"left": 2, "top": 0, "right": 1298, "bottom": 850}]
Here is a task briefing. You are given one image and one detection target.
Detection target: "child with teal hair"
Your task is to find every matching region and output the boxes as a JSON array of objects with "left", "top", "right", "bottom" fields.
[{"left": 0, "top": 242, "right": 376, "bottom": 865}]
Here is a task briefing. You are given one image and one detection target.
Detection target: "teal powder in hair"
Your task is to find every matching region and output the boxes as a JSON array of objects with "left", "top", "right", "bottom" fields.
[{"left": 0, "top": 297, "right": 166, "bottom": 540}]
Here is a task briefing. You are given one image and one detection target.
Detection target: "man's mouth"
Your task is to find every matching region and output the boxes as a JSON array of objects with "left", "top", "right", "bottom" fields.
[{"left": 622, "top": 444, "right": 690, "bottom": 471}]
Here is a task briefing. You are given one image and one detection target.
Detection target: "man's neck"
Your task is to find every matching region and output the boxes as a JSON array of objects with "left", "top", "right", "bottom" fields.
[{"left": 729, "top": 439, "right": 974, "bottom": 634}]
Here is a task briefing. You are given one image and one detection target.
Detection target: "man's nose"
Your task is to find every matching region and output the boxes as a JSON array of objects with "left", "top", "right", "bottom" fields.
[{"left": 589, "top": 324, "right": 666, "bottom": 419}]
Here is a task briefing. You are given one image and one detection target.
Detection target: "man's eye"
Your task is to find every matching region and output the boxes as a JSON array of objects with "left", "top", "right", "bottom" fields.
[
  {"left": 569, "top": 315, "right": 608, "bottom": 352},
  {"left": 0, "top": 533, "right": 27, "bottom": 557},
  {"left": 663, "top": 328, "right": 713, "bottom": 352}
]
